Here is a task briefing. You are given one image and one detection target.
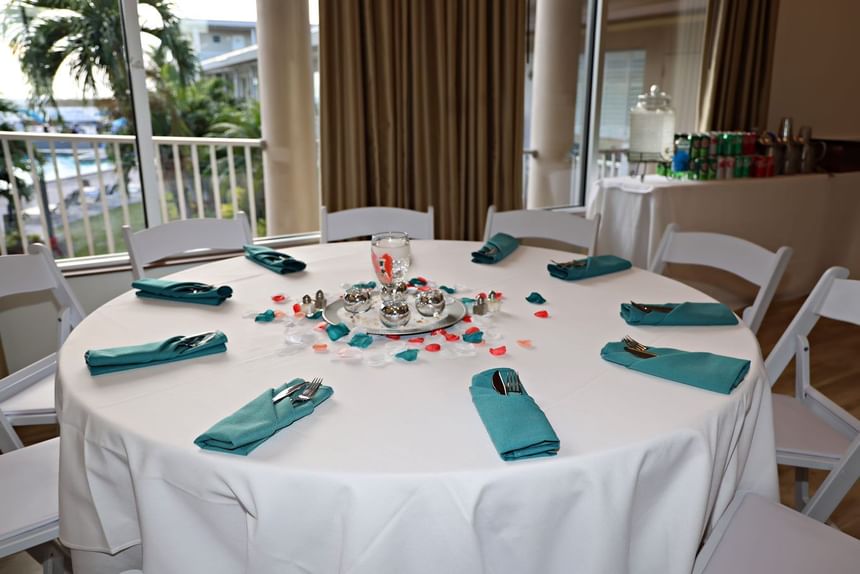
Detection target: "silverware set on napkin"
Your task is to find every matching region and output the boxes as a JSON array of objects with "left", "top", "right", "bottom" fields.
[
  {"left": 272, "top": 377, "right": 324, "bottom": 405},
  {"left": 492, "top": 370, "right": 524, "bottom": 395},
  {"left": 629, "top": 301, "right": 673, "bottom": 314},
  {"left": 176, "top": 331, "right": 218, "bottom": 353},
  {"left": 551, "top": 259, "right": 587, "bottom": 269},
  {"left": 623, "top": 335, "right": 656, "bottom": 359}
]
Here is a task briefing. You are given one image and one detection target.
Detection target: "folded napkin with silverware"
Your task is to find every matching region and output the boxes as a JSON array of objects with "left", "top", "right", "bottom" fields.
[
  {"left": 194, "top": 377, "right": 333, "bottom": 455},
  {"left": 471, "top": 233, "right": 520, "bottom": 264},
  {"left": 620, "top": 301, "right": 738, "bottom": 326},
  {"left": 600, "top": 339, "right": 750, "bottom": 394},
  {"left": 132, "top": 278, "right": 233, "bottom": 306},
  {"left": 244, "top": 244, "right": 307, "bottom": 274},
  {"left": 547, "top": 254, "right": 631, "bottom": 281},
  {"left": 470, "top": 367, "right": 559, "bottom": 461},
  {"left": 85, "top": 331, "right": 227, "bottom": 376}
]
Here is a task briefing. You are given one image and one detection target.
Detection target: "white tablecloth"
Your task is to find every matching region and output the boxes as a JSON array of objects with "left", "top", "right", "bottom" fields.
[
  {"left": 587, "top": 173, "right": 860, "bottom": 299},
  {"left": 57, "top": 241, "right": 778, "bottom": 574}
]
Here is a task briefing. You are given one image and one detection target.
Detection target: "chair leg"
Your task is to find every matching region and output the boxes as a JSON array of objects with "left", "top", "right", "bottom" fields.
[{"left": 794, "top": 467, "right": 809, "bottom": 509}]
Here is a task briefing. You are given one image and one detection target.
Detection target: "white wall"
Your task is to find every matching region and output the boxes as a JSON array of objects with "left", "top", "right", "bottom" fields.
[{"left": 767, "top": 0, "right": 860, "bottom": 139}]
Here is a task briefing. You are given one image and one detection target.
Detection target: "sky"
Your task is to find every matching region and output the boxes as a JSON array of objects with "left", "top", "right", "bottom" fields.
[{"left": 0, "top": 0, "right": 318, "bottom": 102}]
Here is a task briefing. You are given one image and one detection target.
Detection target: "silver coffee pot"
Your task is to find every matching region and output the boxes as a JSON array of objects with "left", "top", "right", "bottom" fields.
[{"left": 798, "top": 126, "right": 827, "bottom": 174}]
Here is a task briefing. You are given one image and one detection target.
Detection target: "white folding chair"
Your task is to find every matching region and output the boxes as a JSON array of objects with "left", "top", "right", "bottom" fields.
[
  {"left": 0, "top": 244, "right": 85, "bottom": 444},
  {"left": 649, "top": 223, "right": 792, "bottom": 333},
  {"left": 0, "top": 432, "right": 63, "bottom": 574},
  {"left": 123, "top": 212, "right": 253, "bottom": 280},
  {"left": 483, "top": 206, "right": 600, "bottom": 255},
  {"left": 764, "top": 266, "right": 860, "bottom": 522},
  {"left": 693, "top": 492, "right": 860, "bottom": 574},
  {"left": 319, "top": 205, "right": 435, "bottom": 243}
]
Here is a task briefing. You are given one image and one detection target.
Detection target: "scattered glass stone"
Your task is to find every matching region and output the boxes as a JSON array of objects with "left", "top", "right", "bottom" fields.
[
  {"left": 255, "top": 309, "right": 275, "bottom": 322},
  {"left": 348, "top": 333, "right": 373, "bottom": 348},
  {"left": 326, "top": 323, "right": 350, "bottom": 341},
  {"left": 395, "top": 349, "right": 419, "bottom": 362},
  {"left": 525, "top": 292, "right": 546, "bottom": 304}
]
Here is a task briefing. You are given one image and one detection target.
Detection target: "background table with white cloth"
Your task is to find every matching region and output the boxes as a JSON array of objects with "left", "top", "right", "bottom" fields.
[
  {"left": 57, "top": 241, "right": 778, "bottom": 574},
  {"left": 587, "top": 173, "right": 860, "bottom": 299}
]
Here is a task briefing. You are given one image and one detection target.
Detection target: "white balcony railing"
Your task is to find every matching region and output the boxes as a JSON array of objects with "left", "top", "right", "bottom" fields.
[{"left": 0, "top": 131, "right": 264, "bottom": 259}]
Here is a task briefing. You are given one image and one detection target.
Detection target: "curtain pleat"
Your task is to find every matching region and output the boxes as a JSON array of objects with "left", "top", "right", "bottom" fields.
[
  {"left": 699, "top": 0, "right": 780, "bottom": 131},
  {"left": 320, "top": 0, "right": 526, "bottom": 240}
]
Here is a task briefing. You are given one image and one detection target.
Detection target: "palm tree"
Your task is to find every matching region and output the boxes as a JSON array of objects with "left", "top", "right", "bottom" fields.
[
  {"left": 4, "top": 0, "right": 196, "bottom": 116},
  {"left": 0, "top": 96, "right": 37, "bottom": 252}
]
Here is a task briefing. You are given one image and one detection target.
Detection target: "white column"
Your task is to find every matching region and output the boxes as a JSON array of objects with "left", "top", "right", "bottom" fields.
[
  {"left": 256, "top": 0, "right": 319, "bottom": 235},
  {"left": 527, "top": 0, "right": 583, "bottom": 208}
]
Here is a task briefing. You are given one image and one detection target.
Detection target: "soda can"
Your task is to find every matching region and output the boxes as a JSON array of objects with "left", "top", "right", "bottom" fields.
[
  {"left": 743, "top": 156, "right": 752, "bottom": 178},
  {"left": 744, "top": 132, "right": 756, "bottom": 155},
  {"left": 765, "top": 155, "right": 775, "bottom": 177},
  {"left": 709, "top": 134, "right": 718, "bottom": 157},
  {"left": 725, "top": 156, "right": 736, "bottom": 179},
  {"left": 708, "top": 157, "right": 717, "bottom": 180},
  {"left": 734, "top": 155, "right": 744, "bottom": 178}
]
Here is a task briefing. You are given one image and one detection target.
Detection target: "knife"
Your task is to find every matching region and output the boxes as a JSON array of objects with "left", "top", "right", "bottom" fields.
[{"left": 492, "top": 370, "right": 507, "bottom": 395}]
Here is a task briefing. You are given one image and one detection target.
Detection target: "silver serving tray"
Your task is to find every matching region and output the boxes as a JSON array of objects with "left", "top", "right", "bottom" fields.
[{"left": 322, "top": 297, "right": 467, "bottom": 336}]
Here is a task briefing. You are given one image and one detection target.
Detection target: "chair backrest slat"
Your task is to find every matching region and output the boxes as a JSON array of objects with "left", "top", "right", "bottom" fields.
[
  {"left": 123, "top": 214, "right": 253, "bottom": 279},
  {"left": 818, "top": 278, "right": 860, "bottom": 326},
  {"left": 320, "top": 206, "right": 435, "bottom": 243},
  {"left": 650, "top": 223, "right": 792, "bottom": 333},
  {"left": 483, "top": 206, "right": 600, "bottom": 255},
  {"left": 0, "top": 254, "right": 57, "bottom": 299}
]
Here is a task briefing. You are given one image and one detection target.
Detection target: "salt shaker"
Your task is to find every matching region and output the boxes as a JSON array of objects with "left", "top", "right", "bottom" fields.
[
  {"left": 487, "top": 291, "right": 501, "bottom": 313},
  {"left": 301, "top": 294, "right": 315, "bottom": 316}
]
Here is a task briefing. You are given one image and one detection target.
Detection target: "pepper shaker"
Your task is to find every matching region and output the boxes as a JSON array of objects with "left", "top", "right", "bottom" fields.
[
  {"left": 473, "top": 295, "right": 487, "bottom": 316},
  {"left": 314, "top": 289, "right": 327, "bottom": 311},
  {"left": 487, "top": 291, "right": 501, "bottom": 313}
]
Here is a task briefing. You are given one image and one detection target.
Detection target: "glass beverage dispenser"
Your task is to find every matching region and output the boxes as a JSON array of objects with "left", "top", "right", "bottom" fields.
[{"left": 629, "top": 85, "right": 676, "bottom": 159}]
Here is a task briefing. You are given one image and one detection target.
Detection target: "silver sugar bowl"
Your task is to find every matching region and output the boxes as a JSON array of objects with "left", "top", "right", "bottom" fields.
[
  {"left": 343, "top": 287, "right": 372, "bottom": 314},
  {"left": 415, "top": 289, "right": 446, "bottom": 317},
  {"left": 379, "top": 300, "right": 410, "bottom": 328}
]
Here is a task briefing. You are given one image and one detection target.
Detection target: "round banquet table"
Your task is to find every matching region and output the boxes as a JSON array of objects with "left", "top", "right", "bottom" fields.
[{"left": 56, "top": 241, "right": 778, "bottom": 574}]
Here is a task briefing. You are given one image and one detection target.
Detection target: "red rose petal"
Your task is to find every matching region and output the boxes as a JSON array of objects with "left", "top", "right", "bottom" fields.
[
  {"left": 425, "top": 343, "right": 441, "bottom": 352},
  {"left": 386, "top": 335, "right": 401, "bottom": 340},
  {"left": 516, "top": 339, "right": 534, "bottom": 349},
  {"left": 312, "top": 343, "right": 328, "bottom": 353},
  {"left": 464, "top": 326, "right": 480, "bottom": 335},
  {"left": 492, "top": 291, "right": 503, "bottom": 299},
  {"left": 408, "top": 337, "right": 425, "bottom": 343},
  {"left": 272, "top": 294, "right": 286, "bottom": 303},
  {"left": 417, "top": 285, "right": 431, "bottom": 292},
  {"left": 444, "top": 333, "right": 460, "bottom": 342},
  {"left": 489, "top": 345, "right": 507, "bottom": 356},
  {"left": 534, "top": 310, "right": 550, "bottom": 318},
  {"left": 292, "top": 303, "right": 302, "bottom": 314},
  {"left": 417, "top": 276, "right": 428, "bottom": 283}
]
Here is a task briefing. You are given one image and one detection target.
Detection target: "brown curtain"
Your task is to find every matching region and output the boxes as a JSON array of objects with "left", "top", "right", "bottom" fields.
[
  {"left": 699, "top": 0, "right": 780, "bottom": 131},
  {"left": 320, "top": 0, "right": 526, "bottom": 240}
]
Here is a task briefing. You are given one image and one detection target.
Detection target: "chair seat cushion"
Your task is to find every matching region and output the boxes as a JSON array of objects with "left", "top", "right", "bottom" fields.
[
  {"left": 0, "top": 373, "right": 55, "bottom": 418},
  {"left": 697, "top": 493, "right": 860, "bottom": 573},
  {"left": 773, "top": 393, "right": 851, "bottom": 463},
  {"left": 0, "top": 438, "right": 59, "bottom": 542}
]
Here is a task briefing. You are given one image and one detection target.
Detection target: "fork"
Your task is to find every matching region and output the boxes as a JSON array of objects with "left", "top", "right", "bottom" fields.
[
  {"left": 175, "top": 331, "right": 217, "bottom": 353},
  {"left": 292, "top": 377, "right": 323, "bottom": 404},
  {"left": 504, "top": 371, "right": 523, "bottom": 394},
  {"left": 622, "top": 335, "right": 656, "bottom": 358}
]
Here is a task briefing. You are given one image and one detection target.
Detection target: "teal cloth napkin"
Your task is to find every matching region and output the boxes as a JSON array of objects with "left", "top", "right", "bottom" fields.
[
  {"left": 600, "top": 341, "right": 750, "bottom": 394},
  {"left": 620, "top": 302, "right": 738, "bottom": 326},
  {"left": 194, "top": 378, "right": 333, "bottom": 455},
  {"left": 470, "top": 367, "right": 559, "bottom": 461},
  {"left": 244, "top": 244, "right": 307, "bottom": 274},
  {"left": 471, "top": 233, "right": 520, "bottom": 264},
  {"left": 85, "top": 331, "right": 228, "bottom": 376},
  {"left": 547, "top": 255, "right": 632, "bottom": 281},
  {"left": 132, "top": 278, "right": 232, "bottom": 306}
]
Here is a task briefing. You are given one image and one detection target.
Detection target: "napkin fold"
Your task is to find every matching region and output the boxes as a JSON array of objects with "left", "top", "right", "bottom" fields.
[
  {"left": 547, "top": 255, "right": 632, "bottom": 281},
  {"left": 620, "top": 302, "right": 738, "bottom": 326},
  {"left": 85, "top": 331, "right": 228, "bottom": 376},
  {"left": 244, "top": 244, "right": 307, "bottom": 274},
  {"left": 132, "top": 278, "right": 232, "bottom": 306},
  {"left": 471, "top": 233, "right": 520, "bottom": 264},
  {"left": 194, "top": 378, "right": 333, "bottom": 455},
  {"left": 470, "top": 367, "right": 559, "bottom": 461},
  {"left": 600, "top": 341, "right": 750, "bottom": 394}
]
